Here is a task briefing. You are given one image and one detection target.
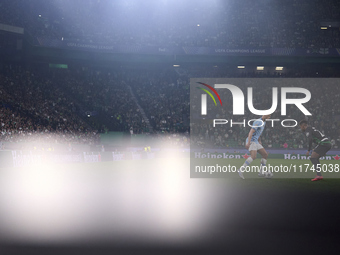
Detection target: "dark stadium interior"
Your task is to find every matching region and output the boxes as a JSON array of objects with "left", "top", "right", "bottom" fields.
[{"left": 1, "top": 0, "right": 340, "bottom": 254}]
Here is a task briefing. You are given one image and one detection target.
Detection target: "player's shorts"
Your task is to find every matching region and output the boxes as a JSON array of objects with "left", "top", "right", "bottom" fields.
[
  {"left": 313, "top": 143, "right": 332, "bottom": 157},
  {"left": 249, "top": 142, "right": 264, "bottom": 151}
]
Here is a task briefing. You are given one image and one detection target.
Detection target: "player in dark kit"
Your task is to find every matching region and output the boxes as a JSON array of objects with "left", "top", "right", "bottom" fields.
[{"left": 299, "top": 120, "right": 332, "bottom": 181}]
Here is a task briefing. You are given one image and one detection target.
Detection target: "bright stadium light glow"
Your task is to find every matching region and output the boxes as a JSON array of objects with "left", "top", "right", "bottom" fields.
[
  {"left": 237, "top": 66, "right": 245, "bottom": 69},
  {"left": 320, "top": 27, "right": 327, "bottom": 29},
  {"left": 173, "top": 65, "right": 180, "bottom": 67},
  {"left": 197, "top": 24, "right": 200, "bottom": 27},
  {"left": 257, "top": 66, "right": 264, "bottom": 71},
  {"left": 275, "top": 66, "right": 284, "bottom": 71}
]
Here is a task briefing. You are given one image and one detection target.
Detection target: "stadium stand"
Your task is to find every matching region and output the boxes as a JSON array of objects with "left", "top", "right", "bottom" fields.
[
  {"left": 0, "top": 0, "right": 339, "bottom": 150},
  {"left": 0, "top": 63, "right": 339, "bottom": 149}
]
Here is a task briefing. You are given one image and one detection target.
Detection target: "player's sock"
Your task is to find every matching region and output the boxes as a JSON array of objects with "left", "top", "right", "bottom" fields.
[
  {"left": 310, "top": 157, "right": 322, "bottom": 177},
  {"left": 315, "top": 158, "right": 322, "bottom": 176},
  {"left": 240, "top": 157, "right": 253, "bottom": 171},
  {"left": 259, "top": 158, "right": 267, "bottom": 174}
]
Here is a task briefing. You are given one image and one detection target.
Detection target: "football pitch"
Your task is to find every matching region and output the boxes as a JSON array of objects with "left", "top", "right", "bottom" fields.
[
  {"left": 12, "top": 157, "right": 338, "bottom": 190},
  {"left": 7, "top": 157, "right": 336, "bottom": 192},
  {"left": 1, "top": 156, "right": 340, "bottom": 253},
  {"left": 2, "top": 156, "right": 340, "bottom": 192}
]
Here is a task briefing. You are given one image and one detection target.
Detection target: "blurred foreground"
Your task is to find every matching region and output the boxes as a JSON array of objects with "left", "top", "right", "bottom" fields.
[{"left": 0, "top": 147, "right": 339, "bottom": 254}]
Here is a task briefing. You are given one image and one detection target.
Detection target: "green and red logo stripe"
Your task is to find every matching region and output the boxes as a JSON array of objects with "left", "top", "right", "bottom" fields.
[{"left": 196, "top": 82, "right": 222, "bottom": 106}]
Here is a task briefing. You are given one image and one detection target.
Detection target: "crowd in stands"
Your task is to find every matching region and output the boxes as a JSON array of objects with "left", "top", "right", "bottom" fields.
[
  {"left": 48, "top": 67, "right": 190, "bottom": 134},
  {"left": 1, "top": 0, "right": 340, "bottom": 48},
  {"left": 0, "top": 65, "right": 189, "bottom": 147},
  {"left": 51, "top": 68, "right": 149, "bottom": 134},
  {"left": 0, "top": 63, "right": 339, "bottom": 150},
  {"left": 126, "top": 70, "right": 189, "bottom": 133},
  {"left": 0, "top": 65, "right": 100, "bottom": 146}
]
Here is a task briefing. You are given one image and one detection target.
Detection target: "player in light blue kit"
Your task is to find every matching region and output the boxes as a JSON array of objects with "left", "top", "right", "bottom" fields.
[{"left": 237, "top": 114, "right": 272, "bottom": 179}]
